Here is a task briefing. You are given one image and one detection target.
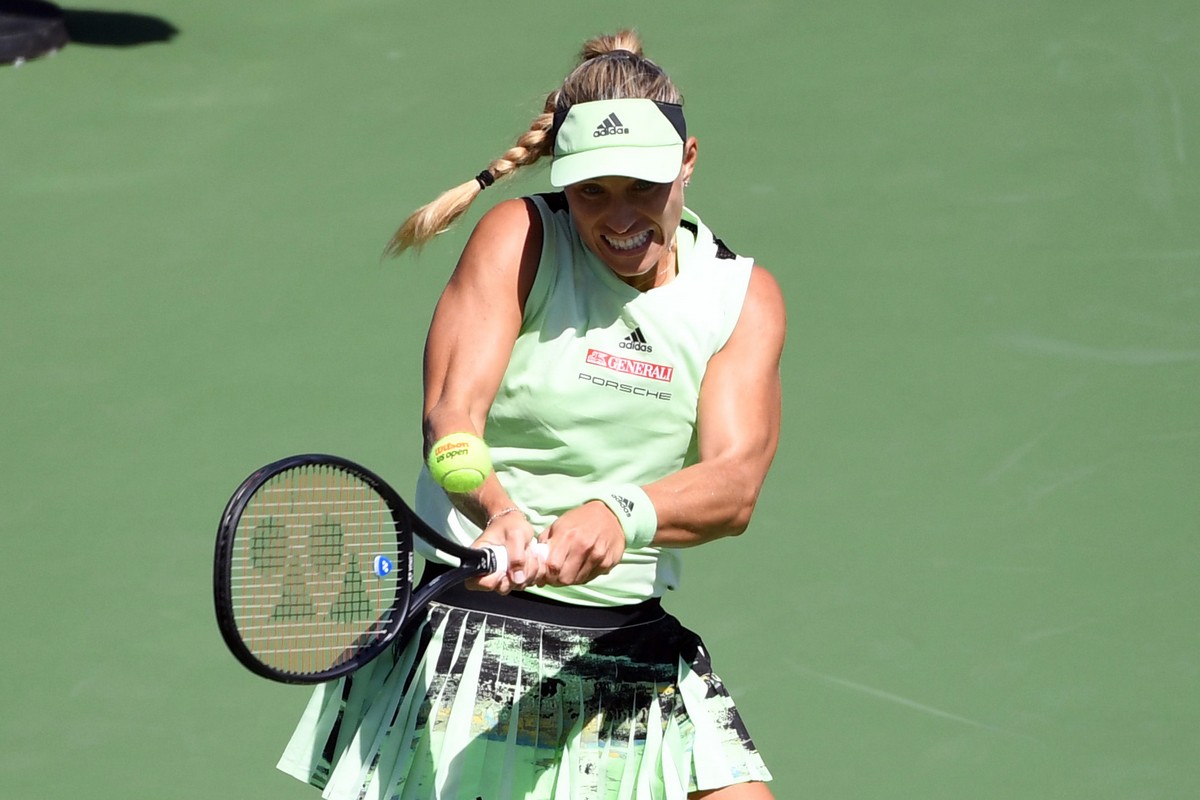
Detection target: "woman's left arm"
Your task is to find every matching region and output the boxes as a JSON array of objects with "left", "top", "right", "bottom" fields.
[
  {"left": 539, "top": 264, "right": 786, "bottom": 585},
  {"left": 647, "top": 263, "right": 786, "bottom": 546}
]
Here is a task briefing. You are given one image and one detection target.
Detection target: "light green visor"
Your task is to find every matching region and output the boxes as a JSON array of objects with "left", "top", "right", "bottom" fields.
[{"left": 549, "top": 98, "right": 687, "bottom": 187}]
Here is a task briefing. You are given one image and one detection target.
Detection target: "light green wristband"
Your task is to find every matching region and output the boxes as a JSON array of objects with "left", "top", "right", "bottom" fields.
[{"left": 591, "top": 484, "right": 657, "bottom": 549}]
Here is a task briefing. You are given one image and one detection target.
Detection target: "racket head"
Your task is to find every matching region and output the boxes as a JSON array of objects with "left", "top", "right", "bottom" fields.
[{"left": 213, "top": 454, "right": 415, "bottom": 684}]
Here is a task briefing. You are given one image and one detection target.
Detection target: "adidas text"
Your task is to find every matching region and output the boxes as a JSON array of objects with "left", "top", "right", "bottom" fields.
[
  {"left": 611, "top": 494, "right": 635, "bottom": 517},
  {"left": 593, "top": 113, "right": 629, "bottom": 137},
  {"left": 620, "top": 328, "right": 653, "bottom": 353}
]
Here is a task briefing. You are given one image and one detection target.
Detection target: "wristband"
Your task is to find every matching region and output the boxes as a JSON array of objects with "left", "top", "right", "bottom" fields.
[{"left": 590, "top": 484, "right": 657, "bottom": 549}]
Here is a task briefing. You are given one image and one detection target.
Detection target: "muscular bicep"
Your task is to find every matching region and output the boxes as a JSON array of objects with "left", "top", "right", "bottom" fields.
[
  {"left": 696, "top": 265, "right": 786, "bottom": 481},
  {"left": 645, "top": 265, "right": 785, "bottom": 544},
  {"left": 423, "top": 199, "right": 541, "bottom": 438}
]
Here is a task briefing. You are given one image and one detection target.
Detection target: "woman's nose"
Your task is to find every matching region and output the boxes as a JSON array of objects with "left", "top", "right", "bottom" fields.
[{"left": 603, "top": 205, "right": 640, "bottom": 234}]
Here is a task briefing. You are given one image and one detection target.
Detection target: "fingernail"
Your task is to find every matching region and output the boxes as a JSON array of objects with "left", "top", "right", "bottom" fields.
[{"left": 514, "top": 570, "right": 526, "bottom": 583}]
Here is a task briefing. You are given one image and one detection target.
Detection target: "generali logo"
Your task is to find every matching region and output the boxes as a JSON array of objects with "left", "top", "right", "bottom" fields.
[{"left": 585, "top": 349, "right": 674, "bottom": 382}]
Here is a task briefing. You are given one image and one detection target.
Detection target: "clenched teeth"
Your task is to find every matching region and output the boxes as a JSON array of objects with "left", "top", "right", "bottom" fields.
[{"left": 603, "top": 230, "right": 652, "bottom": 251}]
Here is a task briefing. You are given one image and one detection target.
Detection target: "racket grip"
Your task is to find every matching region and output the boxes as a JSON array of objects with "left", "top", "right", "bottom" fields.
[{"left": 482, "top": 542, "right": 550, "bottom": 575}]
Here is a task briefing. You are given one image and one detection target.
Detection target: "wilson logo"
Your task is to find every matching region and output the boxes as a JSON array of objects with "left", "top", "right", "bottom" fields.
[
  {"left": 432, "top": 439, "right": 472, "bottom": 462},
  {"left": 585, "top": 349, "right": 674, "bottom": 382}
]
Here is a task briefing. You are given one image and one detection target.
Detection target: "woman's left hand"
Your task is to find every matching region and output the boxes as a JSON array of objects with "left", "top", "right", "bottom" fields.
[{"left": 536, "top": 501, "right": 626, "bottom": 587}]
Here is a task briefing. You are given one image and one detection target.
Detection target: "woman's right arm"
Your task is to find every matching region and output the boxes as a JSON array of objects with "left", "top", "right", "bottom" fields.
[{"left": 422, "top": 197, "right": 543, "bottom": 591}]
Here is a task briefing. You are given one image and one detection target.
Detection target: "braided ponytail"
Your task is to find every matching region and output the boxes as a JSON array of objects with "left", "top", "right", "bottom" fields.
[
  {"left": 386, "top": 29, "right": 680, "bottom": 256},
  {"left": 384, "top": 109, "right": 556, "bottom": 256}
]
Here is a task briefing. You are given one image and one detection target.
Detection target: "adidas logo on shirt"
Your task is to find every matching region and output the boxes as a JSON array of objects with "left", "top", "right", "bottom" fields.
[
  {"left": 593, "top": 113, "right": 629, "bottom": 137},
  {"left": 619, "top": 327, "right": 653, "bottom": 353}
]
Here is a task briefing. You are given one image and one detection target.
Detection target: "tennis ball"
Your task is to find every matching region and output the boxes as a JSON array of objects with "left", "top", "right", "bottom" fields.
[{"left": 427, "top": 433, "right": 493, "bottom": 493}]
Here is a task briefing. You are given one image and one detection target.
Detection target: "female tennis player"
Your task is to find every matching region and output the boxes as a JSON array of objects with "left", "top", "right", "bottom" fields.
[{"left": 278, "top": 29, "right": 785, "bottom": 799}]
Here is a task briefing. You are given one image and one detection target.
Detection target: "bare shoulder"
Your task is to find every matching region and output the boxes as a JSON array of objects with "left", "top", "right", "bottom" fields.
[
  {"left": 746, "top": 264, "right": 785, "bottom": 316},
  {"left": 729, "top": 264, "right": 786, "bottom": 351},
  {"left": 453, "top": 197, "right": 544, "bottom": 304},
  {"left": 461, "top": 198, "right": 542, "bottom": 262}
]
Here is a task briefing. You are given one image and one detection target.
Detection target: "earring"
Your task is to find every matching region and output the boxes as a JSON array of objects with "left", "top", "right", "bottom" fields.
[{"left": 683, "top": 178, "right": 691, "bottom": 188}]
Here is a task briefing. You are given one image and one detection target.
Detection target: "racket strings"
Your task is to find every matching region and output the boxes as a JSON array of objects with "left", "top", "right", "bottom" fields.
[{"left": 229, "top": 464, "right": 404, "bottom": 675}]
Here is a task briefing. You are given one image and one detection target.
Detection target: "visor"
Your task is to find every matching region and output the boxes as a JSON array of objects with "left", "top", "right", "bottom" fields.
[{"left": 549, "top": 98, "right": 687, "bottom": 187}]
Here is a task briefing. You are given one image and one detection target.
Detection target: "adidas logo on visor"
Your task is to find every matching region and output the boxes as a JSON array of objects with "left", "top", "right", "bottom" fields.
[
  {"left": 593, "top": 113, "right": 629, "bottom": 138},
  {"left": 619, "top": 327, "right": 653, "bottom": 353}
]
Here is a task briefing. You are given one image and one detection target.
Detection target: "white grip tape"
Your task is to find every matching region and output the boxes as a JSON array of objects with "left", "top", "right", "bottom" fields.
[{"left": 482, "top": 542, "right": 550, "bottom": 576}]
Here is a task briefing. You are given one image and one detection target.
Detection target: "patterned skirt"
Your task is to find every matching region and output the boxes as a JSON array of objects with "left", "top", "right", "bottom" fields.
[{"left": 277, "top": 577, "right": 771, "bottom": 800}]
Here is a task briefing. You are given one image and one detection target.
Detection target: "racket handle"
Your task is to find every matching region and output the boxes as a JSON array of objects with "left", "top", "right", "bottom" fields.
[{"left": 482, "top": 542, "right": 550, "bottom": 575}]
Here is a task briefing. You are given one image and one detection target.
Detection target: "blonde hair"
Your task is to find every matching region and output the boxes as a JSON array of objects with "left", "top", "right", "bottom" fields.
[{"left": 385, "top": 30, "right": 683, "bottom": 256}]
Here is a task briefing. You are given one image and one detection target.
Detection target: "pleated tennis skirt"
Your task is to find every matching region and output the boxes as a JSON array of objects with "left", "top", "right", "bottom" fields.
[{"left": 277, "top": 580, "right": 772, "bottom": 800}]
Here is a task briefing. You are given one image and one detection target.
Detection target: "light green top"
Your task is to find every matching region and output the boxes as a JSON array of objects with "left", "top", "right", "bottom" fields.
[{"left": 416, "top": 192, "right": 754, "bottom": 606}]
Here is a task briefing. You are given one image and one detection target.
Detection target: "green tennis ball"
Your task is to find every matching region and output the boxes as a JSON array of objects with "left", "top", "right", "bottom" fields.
[{"left": 427, "top": 433, "right": 493, "bottom": 493}]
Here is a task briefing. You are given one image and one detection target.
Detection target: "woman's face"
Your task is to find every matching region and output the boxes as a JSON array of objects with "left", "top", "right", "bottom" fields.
[{"left": 564, "top": 138, "right": 698, "bottom": 291}]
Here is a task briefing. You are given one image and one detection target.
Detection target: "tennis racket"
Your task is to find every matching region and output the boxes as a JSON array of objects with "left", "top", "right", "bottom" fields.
[{"left": 213, "top": 453, "right": 545, "bottom": 684}]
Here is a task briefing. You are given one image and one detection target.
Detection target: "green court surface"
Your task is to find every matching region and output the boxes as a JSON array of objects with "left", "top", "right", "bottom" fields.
[{"left": 2, "top": 1, "right": 1197, "bottom": 797}]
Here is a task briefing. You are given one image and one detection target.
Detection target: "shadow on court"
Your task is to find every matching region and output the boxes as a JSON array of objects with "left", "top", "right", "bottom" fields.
[{"left": 62, "top": 7, "right": 178, "bottom": 47}]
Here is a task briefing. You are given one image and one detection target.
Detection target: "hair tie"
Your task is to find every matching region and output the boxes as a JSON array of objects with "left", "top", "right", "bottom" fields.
[
  {"left": 475, "top": 170, "right": 496, "bottom": 190},
  {"left": 598, "top": 49, "right": 640, "bottom": 62}
]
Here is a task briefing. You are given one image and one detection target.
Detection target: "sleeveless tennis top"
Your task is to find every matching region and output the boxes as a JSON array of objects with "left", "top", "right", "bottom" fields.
[{"left": 416, "top": 192, "right": 754, "bottom": 606}]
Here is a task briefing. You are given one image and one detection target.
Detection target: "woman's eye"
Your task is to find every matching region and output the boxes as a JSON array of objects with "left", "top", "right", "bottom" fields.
[{"left": 632, "top": 180, "right": 655, "bottom": 192}]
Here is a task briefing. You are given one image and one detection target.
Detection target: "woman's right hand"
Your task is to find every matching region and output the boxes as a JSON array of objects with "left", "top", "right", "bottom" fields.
[{"left": 468, "top": 510, "right": 546, "bottom": 594}]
